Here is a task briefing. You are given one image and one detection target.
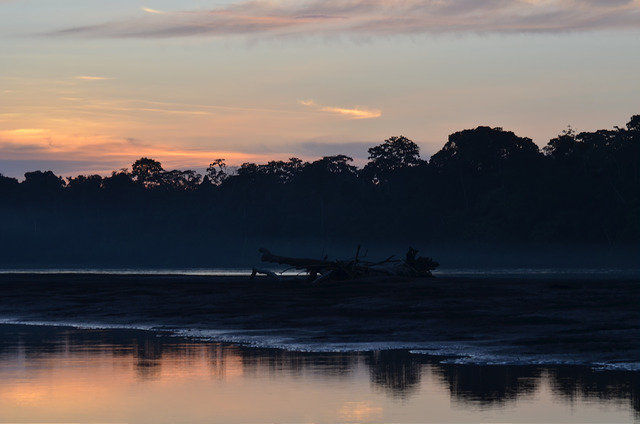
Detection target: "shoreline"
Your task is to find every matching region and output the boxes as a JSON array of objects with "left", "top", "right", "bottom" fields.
[
  {"left": 0, "top": 267, "right": 638, "bottom": 278},
  {"left": 0, "top": 273, "right": 638, "bottom": 367}
]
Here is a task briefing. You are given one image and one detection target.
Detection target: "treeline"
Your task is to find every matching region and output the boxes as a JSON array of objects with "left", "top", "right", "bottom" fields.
[{"left": 0, "top": 115, "right": 638, "bottom": 267}]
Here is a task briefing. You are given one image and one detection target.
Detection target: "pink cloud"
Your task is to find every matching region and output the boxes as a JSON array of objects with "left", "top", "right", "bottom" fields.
[{"left": 51, "top": 0, "right": 640, "bottom": 38}]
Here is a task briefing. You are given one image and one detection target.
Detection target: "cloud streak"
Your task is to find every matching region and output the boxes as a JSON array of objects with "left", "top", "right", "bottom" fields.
[
  {"left": 74, "top": 76, "right": 112, "bottom": 81},
  {"left": 51, "top": 0, "right": 640, "bottom": 38},
  {"left": 301, "top": 100, "right": 381, "bottom": 120}
]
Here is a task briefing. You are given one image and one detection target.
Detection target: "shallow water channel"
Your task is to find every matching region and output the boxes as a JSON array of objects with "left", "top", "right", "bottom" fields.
[{"left": 0, "top": 324, "right": 637, "bottom": 423}]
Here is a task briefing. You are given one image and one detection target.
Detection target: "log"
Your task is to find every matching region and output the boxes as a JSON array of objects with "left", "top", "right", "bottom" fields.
[
  {"left": 250, "top": 267, "right": 282, "bottom": 281},
  {"left": 259, "top": 248, "right": 327, "bottom": 270},
  {"left": 257, "top": 246, "right": 439, "bottom": 282}
]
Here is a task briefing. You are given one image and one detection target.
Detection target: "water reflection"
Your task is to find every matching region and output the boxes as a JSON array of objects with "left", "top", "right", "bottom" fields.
[
  {"left": 366, "top": 349, "right": 422, "bottom": 398},
  {"left": 549, "top": 367, "right": 640, "bottom": 416},
  {"left": 0, "top": 324, "right": 637, "bottom": 423},
  {"left": 133, "top": 337, "right": 163, "bottom": 379},
  {"left": 437, "top": 364, "right": 543, "bottom": 405}
]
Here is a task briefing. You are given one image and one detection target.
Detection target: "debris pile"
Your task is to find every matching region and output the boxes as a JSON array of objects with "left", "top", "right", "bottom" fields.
[{"left": 252, "top": 247, "right": 439, "bottom": 282}]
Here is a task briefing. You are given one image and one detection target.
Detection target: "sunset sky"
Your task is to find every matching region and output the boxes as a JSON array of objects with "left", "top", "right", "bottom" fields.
[{"left": 1, "top": 0, "right": 639, "bottom": 179}]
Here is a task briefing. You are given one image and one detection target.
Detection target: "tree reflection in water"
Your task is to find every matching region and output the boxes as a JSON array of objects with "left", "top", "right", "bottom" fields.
[
  {"left": 435, "top": 364, "right": 543, "bottom": 405},
  {"left": 365, "top": 350, "right": 422, "bottom": 398},
  {"left": 240, "top": 347, "right": 356, "bottom": 379},
  {"left": 548, "top": 367, "right": 640, "bottom": 416},
  {"left": 132, "top": 336, "right": 163, "bottom": 380},
  {"left": 0, "top": 324, "right": 638, "bottom": 418}
]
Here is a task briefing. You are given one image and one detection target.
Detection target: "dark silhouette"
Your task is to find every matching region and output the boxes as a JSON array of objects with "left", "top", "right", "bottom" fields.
[
  {"left": 0, "top": 114, "right": 638, "bottom": 267},
  {"left": 131, "top": 157, "right": 164, "bottom": 187},
  {"left": 256, "top": 246, "right": 438, "bottom": 281},
  {"left": 205, "top": 158, "right": 228, "bottom": 186},
  {"left": 362, "top": 135, "right": 423, "bottom": 183},
  {"left": 22, "top": 170, "right": 66, "bottom": 196}
]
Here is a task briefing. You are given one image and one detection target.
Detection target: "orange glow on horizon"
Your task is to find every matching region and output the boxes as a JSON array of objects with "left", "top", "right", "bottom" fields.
[
  {"left": 1, "top": 75, "right": 369, "bottom": 177},
  {"left": 0, "top": 126, "right": 294, "bottom": 176}
]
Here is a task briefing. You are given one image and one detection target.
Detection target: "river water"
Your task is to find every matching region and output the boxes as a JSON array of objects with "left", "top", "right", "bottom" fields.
[{"left": 0, "top": 324, "right": 637, "bottom": 423}]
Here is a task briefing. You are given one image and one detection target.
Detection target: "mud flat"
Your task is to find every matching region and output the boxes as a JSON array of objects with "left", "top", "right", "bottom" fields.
[{"left": 0, "top": 273, "right": 638, "bottom": 365}]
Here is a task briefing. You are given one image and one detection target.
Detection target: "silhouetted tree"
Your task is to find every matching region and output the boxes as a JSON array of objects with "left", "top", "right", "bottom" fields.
[
  {"left": 264, "top": 158, "right": 305, "bottom": 183},
  {"left": 538, "top": 116, "right": 640, "bottom": 243},
  {"left": 101, "top": 169, "right": 136, "bottom": 193},
  {"left": 236, "top": 162, "right": 260, "bottom": 176},
  {"left": 235, "top": 158, "right": 306, "bottom": 184},
  {"left": 430, "top": 126, "right": 541, "bottom": 173},
  {"left": 427, "top": 126, "right": 544, "bottom": 240},
  {"left": 21, "top": 170, "right": 65, "bottom": 193},
  {"left": 621, "top": 115, "right": 640, "bottom": 184},
  {"left": 206, "top": 159, "right": 228, "bottom": 186},
  {"left": 66, "top": 174, "right": 103, "bottom": 195},
  {"left": 362, "top": 135, "right": 422, "bottom": 182},
  {"left": 543, "top": 126, "right": 579, "bottom": 159},
  {"left": 626, "top": 115, "right": 640, "bottom": 132},
  {"left": 304, "top": 155, "right": 358, "bottom": 176},
  {"left": 132, "top": 158, "right": 163, "bottom": 188},
  {"left": 0, "top": 173, "right": 19, "bottom": 194},
  {"left": 159, "top": 169, "right": 202, "bottom": 190}
]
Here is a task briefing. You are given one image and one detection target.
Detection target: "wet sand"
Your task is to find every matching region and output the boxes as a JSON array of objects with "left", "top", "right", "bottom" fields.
[{"left": 0, "top": 273, "right": 638, "bottom": 365}]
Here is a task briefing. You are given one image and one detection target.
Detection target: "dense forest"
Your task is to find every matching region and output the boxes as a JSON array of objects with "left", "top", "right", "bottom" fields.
[{"left": 1, "top": 115, "right": 638, "bottom": 268}]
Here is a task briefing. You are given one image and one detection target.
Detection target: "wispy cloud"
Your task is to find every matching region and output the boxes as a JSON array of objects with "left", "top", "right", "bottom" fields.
[
  {"left": 50, "top": 0, "right": 640, "bottom": 38},
  {"left": 141, "top": 7, "right": 171, "bottom": 16},
  {"left": 74, "top": 76, "right": 112, "bottom": 81},
  {"left": 139, "top": 108, "right": 209, "bottom": 116},
  {"left": 301, "top": 100, "right": 381, "bottom": 120},
  {"left": 4, "top": 128, "right": 48, "bottom": 136}
]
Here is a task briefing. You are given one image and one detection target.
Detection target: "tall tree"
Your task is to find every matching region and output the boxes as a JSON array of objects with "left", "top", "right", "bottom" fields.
[
  {"left": 131, "top": 158, "right": 163, "bottom": 188},
  {"left": 206, "top": 159, "right": 228, "bottom": 186},
  {"left": 22, "top": 170, "right": 65, "bottom": 193},
  {"left": 363, "top": 135, "right": 422, "bottom": 182},
  {"left": 430, "top": 126, "right": 541, "bottom": 173}
]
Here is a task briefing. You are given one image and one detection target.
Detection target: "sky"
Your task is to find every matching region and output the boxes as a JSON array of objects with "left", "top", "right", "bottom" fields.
[{"left": 1, "top": 0, "right": 639, "bottom": 179}]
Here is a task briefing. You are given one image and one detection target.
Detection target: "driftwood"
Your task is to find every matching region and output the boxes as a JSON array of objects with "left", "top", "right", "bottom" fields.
[
  {"left": 257, "top": 246, "right": 439, "bottom": 282},
  {"left": 250, "top": 267, "right": 282, "bottom": 281}
]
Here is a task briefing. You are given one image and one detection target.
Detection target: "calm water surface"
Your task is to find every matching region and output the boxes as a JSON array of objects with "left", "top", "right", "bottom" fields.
[{"left": 0, "top": 324, "right": 637, "bottom": 423}]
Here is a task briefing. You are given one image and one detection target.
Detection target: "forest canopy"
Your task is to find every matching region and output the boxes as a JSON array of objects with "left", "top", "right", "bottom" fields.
[{"left": 1, "top": 115, "right": 638, "bottom": 267}]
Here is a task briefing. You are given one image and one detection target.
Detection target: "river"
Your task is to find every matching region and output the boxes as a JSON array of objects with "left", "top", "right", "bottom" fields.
[{"left": 0, "top": 324, "right": 638, "bottom": 423}]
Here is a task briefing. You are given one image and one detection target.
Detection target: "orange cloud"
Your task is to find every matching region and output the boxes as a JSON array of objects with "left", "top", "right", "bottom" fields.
[
  {"left": 74, "top": 76, "right": 112, "bottom": 81},
  {"left": 301, "top": 100, "right": 381, "bottom": 120},
  {"left": 3, "top": 128, "right": 49, "bottom": 136},
  {"left": 142, "top": 7, "right": 171, "bottom": 15},
  {"left": 0, "top": 129, "right": 55, "bottom": 150},
  {"left": 320, "top": 106, "right": 382, "bottom": 120}
]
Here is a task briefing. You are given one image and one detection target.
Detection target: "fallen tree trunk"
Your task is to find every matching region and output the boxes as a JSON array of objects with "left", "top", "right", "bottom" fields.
[
  {"left": 250, "top": 267, "right": 282, "bottom": 281},
  {"left": 258, "top": 246, "right": 439, "bottom": 282}
]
